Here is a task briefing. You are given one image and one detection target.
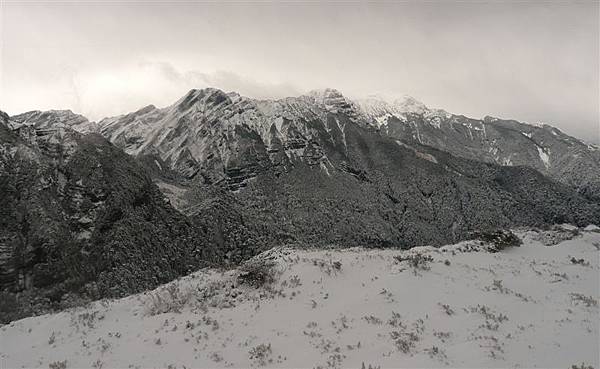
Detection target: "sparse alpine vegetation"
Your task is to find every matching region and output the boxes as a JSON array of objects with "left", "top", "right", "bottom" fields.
[
  {"left": 470, "top": 229, "right": 523, "bottom": 252},
  {"left": 2, "top": 228, "right": 598, "bottom": 368}
]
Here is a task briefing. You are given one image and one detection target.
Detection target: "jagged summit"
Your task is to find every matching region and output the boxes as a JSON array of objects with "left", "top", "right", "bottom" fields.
[
  {"left": 11, "top": 109, "right": 98, "bottom": 133},
  {"left": 13, "top": 109, "right": 85, "bottom": 121},
  {"left": 305, "top": 88, "right": 350, "bottom": 104},
  {"left": 135, "top": 104, "right": 158, "bottom": 114},
  {"left": 393, "top": 95, "right": 428, "bottom": 114},
  {"left": 306, "top": 87, "right": 345, "bottom": 99},
  {"left": 0, "top": 110, "right": 10, "bottom": 127},
  {"left": 355, "top": 93, "right": 438, "bottom": 127},
  {"left": 174, "top": 88, "right": 236, "bottom": 112}
]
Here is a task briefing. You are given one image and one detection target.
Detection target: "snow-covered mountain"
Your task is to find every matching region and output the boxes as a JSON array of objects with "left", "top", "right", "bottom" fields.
[
  {"left": 90, "top": 88, "right": 600, "bottom": 197},
  {"left": 11, "top": 110, "right": 98, "bottom": 134},
  {"left": 355, "top": 95, "right": 600, "bottom": 198},
  {"left": 355, "top": 94, "right": 447, "bottom": 126},
  {"left": 10, "top": 89, "right": 596, "bottom": 196},
  {"left": 96, "top": 88, "right": 360, "bottom": 187}
]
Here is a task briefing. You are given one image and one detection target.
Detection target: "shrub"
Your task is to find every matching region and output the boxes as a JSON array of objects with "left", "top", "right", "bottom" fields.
[
  {"left": 145, "top": 283, "right": 191, "bottom": 315},
  {"left": 311, "top": 258, "right": 343, "bottom": 276},
  {"left": 248, "top": 343, "right": 272, "bottom": 366},
  {"left": 48, "top": 360, "right": 67, "bottom": 369},
  {"left": 390, "top": 331, "right": 419, "bottom": 353},
  {"left": 439, "top": 303, "right": 455, "bottom": 316},
  {"left": 237, "top": 259, "right": 277, "bottom": 288},
  {"left": 425, "top": 346, "right": 448, "bottom": 361},
  {"left": 571, "top": 363, "right": 594, "bottom": 369},
  {"left": 363, "top": 315, "right": 383, "bottom": 325},
  {"left": 471, "top": 230, "right": 522, "bottom": 252},
  {"left": 570, "top": 257, "right": 590, "bottom": 267},
  {"left": 394, "top": 253, "right": 434, "bottom": 271},
  {"left": 210, "top": 352, "right": 224, "bottom": 363},
  {"left": 570, "top": 293, "right": 598, "bottom": 307},
  {"left": 48, "top": 332, "right": 56, "bottom": 345},
  {"left": 361, "top": 364, "right": 381, "bottom": 369},
  {"left": 433, "top": 331, "right": 451, "bottom": 343}
]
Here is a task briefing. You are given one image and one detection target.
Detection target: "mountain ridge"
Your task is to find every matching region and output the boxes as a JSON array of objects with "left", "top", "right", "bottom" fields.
[
  {"left": 10, "top": 87, "right": 597, "bottom": 193},
  {"left": 68, "top": 87, "right": 598, "bottom": 197}
]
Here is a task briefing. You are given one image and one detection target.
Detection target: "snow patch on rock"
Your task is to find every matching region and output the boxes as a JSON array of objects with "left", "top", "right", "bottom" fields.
[{"left": 537, "top": 146, "right": 551, "bottom": 169}]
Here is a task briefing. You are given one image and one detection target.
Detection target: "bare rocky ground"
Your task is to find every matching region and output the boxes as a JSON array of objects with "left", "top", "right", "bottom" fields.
[{"left": 1, "top": 225, "right": 598, "bottom": 369}]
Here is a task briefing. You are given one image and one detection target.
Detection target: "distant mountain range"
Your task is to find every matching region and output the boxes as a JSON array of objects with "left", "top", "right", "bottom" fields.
[
  {"left": 1, "top": 88, "right": 598, "bottom": 322},
  {"left": 355, "top": 93, "right": 600, "bottom": 200},
  {"left": 11, "top": 88, "right": 599, "bottom": 196}
]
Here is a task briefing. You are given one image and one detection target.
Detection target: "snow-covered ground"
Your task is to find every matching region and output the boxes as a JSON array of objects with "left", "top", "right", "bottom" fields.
[{"left": 1, "top": 227, "right": 599, "bottom": 369}]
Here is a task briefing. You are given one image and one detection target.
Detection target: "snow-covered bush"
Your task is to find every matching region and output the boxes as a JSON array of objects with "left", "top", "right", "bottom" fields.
[
  {"left": 394, "top": 253, "right": 434, "bottom": 271},
  {"left": 48, "top": 360, "right": 67, "bottom": 369},
  {"left": 471, "top": 230, "right": 522, "bottom": 252},
  {"left": 571, "top": 363, "right": 595, "bottom": 369},
  {"left": 237, "top": 259, "right": 277, "bottom": 288},
  {"left": 534, "top": 226, "right": 581, "bottom": 246},
  {"left": 570, "top": 293, "right": 598, "bottom": 308},
  {"left": 145, "top": 283, "right": 191, "bottom": 315},
  {"left": 248, "top": 343, "right": 272, "bottom": 366}
]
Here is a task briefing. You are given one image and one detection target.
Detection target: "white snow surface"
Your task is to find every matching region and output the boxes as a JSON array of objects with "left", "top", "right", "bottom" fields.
[
  {"left": 1, "top": 229, "right": 599, "bottom": 368},
  {"left": 537, "top": 146, "right": 551, "bottom": 169},
  {"left": 521, "top": 132, "right": 532, "bottom": 139}
]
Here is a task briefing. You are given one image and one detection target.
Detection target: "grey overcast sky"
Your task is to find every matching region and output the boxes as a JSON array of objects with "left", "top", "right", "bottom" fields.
[{"left": 0, "top": 1, "right": 598, "bottom": 142}]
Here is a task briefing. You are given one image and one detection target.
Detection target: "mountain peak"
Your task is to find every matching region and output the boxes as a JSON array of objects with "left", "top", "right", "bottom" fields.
[
  {"left": 10, "top": 109, "right": 97, "bottom": 133},
  {"left": 0, "top": 110, "right": 9, "bottom": 123},
  {"left": 304, "top": 88, "right": 358, "bottom": 116},
  {"left": 354, "top": 94, "right": 432, "bottom": 126},
  {"left": 136, "top": 104, "right": 157, "bottom": 114},
  {"left": 175, "top": 87, "right": 233, "bottom": 112},
  {"left": 307, "top": 88, "right": 345, "bottom": 100},
  {"left": 392, "top": 95, "right": 428, "bottom": 114}
]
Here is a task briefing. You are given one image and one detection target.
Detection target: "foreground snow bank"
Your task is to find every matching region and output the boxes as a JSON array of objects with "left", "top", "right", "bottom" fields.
[{"left": 1, "top": 228, "right": 599, "bottom": 368}]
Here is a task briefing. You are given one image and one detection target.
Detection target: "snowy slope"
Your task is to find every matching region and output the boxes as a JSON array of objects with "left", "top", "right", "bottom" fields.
[
  {"left": 11, "top": 110, "right": 98, "bottom": 134},
  {"left": 1, "top": 227, "right": 598, "bottom": 369}
]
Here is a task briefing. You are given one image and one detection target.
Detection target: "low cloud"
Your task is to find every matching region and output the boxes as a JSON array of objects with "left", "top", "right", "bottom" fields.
[
  {"left": 76, "top": 62, "right": 302, "bottom": 121},
  {"left": 1, "top": 61, "right": 302, "bottom": 122},
  {"left": 142, "top": 61, "right": 300, "bottom": 100}
]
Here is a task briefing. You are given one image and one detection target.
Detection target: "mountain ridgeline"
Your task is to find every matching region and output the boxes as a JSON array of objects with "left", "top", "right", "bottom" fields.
[
  {"left": 356, "top": 96, "right": 600, "bottom": 201},
  {"left": 1, "top": 88, "right": 598, "bottom": 322}
]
